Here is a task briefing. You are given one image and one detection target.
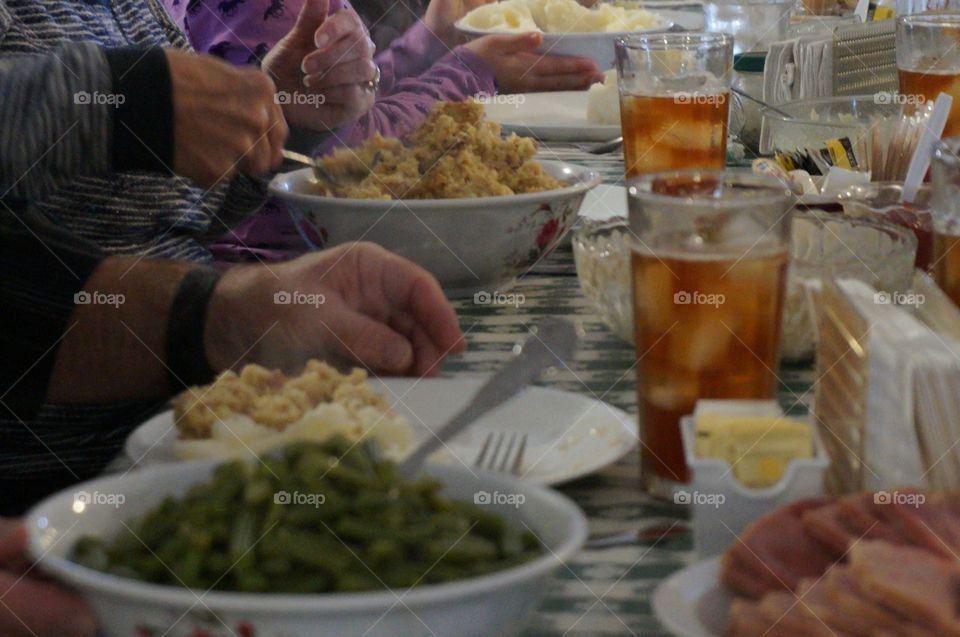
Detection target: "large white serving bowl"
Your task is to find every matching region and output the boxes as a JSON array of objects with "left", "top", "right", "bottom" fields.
[
  {"left": 456, "top": 22, "right": 673, "bottom": 70},
  {"left": 270, "top": 160, "right": 600, "bottom": 298},
  {"left": 27, "top": 461, "right": 588, "bottom": 637}
]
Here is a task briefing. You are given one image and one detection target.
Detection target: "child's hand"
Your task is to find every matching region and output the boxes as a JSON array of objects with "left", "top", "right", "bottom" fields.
[{"left": 465, "top": 32, "right": 603, "bottom": 92}]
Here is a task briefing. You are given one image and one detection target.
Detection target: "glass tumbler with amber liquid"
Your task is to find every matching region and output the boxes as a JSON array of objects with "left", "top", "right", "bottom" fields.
[
  {"left": 931, "top": 137, "right": 960, "bottom": 305},
  {"left": 627, "top": 171, "right": 793, "bottom": 498},
  {"left": 897, "top": 13, "right": 960, "bottom": 137},
  {"left": 615, "top": 33, "right": 733, "bottom": 177}
]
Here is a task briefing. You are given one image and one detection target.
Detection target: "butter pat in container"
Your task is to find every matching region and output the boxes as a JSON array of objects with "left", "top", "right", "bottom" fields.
[
  {"left": 680, "top": 400, "right": 828, "bottom": 557},
  {"left": 694, "top": 414, "right": 813, "bottom": 488}
]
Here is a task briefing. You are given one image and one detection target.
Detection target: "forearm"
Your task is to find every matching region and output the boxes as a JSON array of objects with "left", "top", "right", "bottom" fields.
[
  {"left": 46, "top": 256, "right": 195, "bottom": 405},
  {"left": 0, "top": 43, "right": 174, "bottom": 201}
]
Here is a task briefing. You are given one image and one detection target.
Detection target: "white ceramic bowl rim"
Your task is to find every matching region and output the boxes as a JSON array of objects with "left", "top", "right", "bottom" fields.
[
  {"left": 269, "top": 160, "right": 601, "bottom": 212},
  {"left": 455, "top": 21, "right": 673, "bottom": 39},
  {"left": 27, "top": 462, "right": 587, "bottom": 614}
]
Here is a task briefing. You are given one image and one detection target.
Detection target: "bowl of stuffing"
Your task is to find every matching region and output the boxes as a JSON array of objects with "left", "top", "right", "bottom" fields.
[
  {"left": 27, "top": 439, "right": 588, "bottom": 637},
  {"left": 270, "top": 101, "right": 601, "bottom": 298}
]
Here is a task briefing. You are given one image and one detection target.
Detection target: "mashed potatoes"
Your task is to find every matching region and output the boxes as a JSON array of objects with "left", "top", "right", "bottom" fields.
[
  {"left": 586, "top": 69, "right": 620, "bottom": 125},
  {"left": 172, "top": 361, "right": 412, "bottom": 461},
  {"left": 313, "top": 101, "right": 563, "bottom": 199},
  {"left": 461, "top": 0, "right": 660, "bottom": 33}
]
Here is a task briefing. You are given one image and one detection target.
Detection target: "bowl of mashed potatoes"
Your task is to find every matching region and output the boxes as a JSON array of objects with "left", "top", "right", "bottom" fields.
[
  {"left": 270, "top": 102, "right": 601, "bottom": 298},
  {"left": 457, "top": 0, "right": 669, "bottom": 70}
]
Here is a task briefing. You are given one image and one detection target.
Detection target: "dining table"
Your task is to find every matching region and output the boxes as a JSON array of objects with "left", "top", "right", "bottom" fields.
[{"left": 438, "top": 140, "right": 816, "bottom": 636}]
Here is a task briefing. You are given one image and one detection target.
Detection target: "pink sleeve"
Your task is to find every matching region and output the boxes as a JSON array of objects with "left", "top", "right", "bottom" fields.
[{"left": 316, "top": 46, "right": 497, "bottom": 154}]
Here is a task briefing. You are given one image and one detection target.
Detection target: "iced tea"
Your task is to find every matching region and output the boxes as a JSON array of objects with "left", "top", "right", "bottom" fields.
[
  {"left": 632, "top": 249, "right": 788, "bottom": 485},
  {"left": 898, "top": 68, "right": 960, "bottom": 137},
  {"left": 627, "top": 170, "right": 792, "bottom": 497},
  {"left": 616, "top": 32, "right": 733, "bottom": 177},
  {"left": 621, "top": 92, "right": 730, "bottom": 177}
]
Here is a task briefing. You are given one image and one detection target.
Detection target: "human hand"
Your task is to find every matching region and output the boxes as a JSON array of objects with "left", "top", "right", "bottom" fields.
[
  {"left": 0, "top": 519, "right": 96, "bottom": 637},
  {"left": 263, "top": 0, "right": 377, "bottom": 131},
  {"left": 424, "top": 0, "right": 494, "bottom": 47},
  {"left": 166, "top": 50, "right": 287, "bottom": 187},
  {"left": 206, "top": 243, "right": 466, "bottom": 377},
  {"left": 465, "top": 32, "right": 603, "bottom": 92}
]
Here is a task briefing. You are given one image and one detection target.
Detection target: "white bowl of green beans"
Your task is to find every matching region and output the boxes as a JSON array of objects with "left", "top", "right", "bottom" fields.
[{"left": 26, "top": 441, "right": 587, "bottom": 637}]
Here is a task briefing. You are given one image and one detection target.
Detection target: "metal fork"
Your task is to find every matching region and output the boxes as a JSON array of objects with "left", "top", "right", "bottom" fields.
[{"left": 474, "top": 431, "right": 527, "bottom": 475}]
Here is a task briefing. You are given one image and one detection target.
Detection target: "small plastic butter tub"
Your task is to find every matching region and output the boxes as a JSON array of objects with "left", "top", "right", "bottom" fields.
[{"left": 679, "top": 409, "right": 828, "bottom": 557}]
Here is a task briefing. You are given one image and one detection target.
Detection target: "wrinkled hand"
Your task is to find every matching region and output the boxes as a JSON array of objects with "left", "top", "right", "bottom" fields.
[
  {"left": 206, "top": 243, "right": 466, "bottom": 377},
  {"left": 424, "top": 0, "right": 494, "bottom": 47},
  {"left": 466, "top": 32, "right": 603, "bottom": 92},
  {"left": 263, "top": 0, "right": 377, "bottom": 131},
  {"left": 0, "top": 519, "right": 96, "bottom": 637},
  {"left": 166, "top": 50, "right": 287, "bottom": 187}
]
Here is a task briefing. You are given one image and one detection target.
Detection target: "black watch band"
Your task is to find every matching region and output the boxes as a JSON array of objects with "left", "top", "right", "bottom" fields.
[{"left": 166, "top": 267, "right": 222, "bottom": 390}]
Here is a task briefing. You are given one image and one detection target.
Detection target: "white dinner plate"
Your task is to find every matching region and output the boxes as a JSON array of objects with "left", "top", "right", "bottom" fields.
[
  {"left": 124, "top": 377, "right": 637, "bottom": 486},
  {"left": 484, "top": 91, "right": 620, "bottom": 142},
  {"left": 578, "top": 184, "right": 627, "bottom": 221},
  {"left": 652, "top": 558, "right": 731, "bottom": 637}
]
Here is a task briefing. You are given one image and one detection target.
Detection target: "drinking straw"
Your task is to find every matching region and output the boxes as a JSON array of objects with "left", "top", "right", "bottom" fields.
[{"left": 902, "top": 92, "right": 953, "bottom": 203}]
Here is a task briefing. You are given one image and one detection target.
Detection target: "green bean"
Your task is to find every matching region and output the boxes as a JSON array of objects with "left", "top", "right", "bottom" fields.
[{"left": 69, "top": 437, "right": 543, "bottom": 593}]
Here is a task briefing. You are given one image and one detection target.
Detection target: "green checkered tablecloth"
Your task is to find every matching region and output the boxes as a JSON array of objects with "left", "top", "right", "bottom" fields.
[{"left": 440, "top": 143, "right": 814, "bottom": 637}]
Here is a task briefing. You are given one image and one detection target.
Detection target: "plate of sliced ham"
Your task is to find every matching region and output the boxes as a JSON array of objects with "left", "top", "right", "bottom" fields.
[{"left": 655, "top": 490, "right": 960, "bottom": 636}]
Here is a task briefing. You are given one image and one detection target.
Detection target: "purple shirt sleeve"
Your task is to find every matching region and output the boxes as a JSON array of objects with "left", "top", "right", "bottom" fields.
[
  {"left": 318, "top": 46, "right": 495, "bottom": 152},
  {"left": 374, "top": 21, "right": 454, "bottom": 94},
  {"left": 163, "top": 0, "right": 342, "bottom": 65}
]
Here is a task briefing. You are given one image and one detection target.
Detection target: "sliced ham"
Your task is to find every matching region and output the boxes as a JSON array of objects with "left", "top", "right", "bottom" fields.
[
  {"left": 726, "top": 598, "right": 773, "bottom": 637},
  {"left": 801, "top": 502, "right": 857, "bottom": 558},
  {"left": 849, "top": 540, "right": 960, "bottom": 637},
  {"left": 835, "top": 493, "right": 904, "bottom": 545},
  {"left": 870, "top": 490, "right": 959, "bottom": 559},
  {"left": 721, "top": 497, "right": 836, "bottom": 598}
]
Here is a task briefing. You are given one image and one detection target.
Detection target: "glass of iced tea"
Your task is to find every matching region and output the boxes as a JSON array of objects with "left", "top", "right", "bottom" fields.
[
  {"left": 897, "top": 13, "right": 960, "bottom": 137},
  {"left": 627, "top": 170, "right": 792, "bottom": 497},
  {"left": 615, "top": 32, "right": 733, "bottom": 177},
  {"left": 931, "top": 137, "right": 960, "bottom": 305}
]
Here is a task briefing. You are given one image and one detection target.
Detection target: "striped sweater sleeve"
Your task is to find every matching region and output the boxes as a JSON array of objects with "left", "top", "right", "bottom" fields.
[{"left": 0, "top": 42, "right": 115, "bottom": 202}]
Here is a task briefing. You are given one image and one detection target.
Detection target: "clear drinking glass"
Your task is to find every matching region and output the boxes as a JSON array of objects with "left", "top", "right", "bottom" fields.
[
  {"left": 628, "top": 170, "right": 792, "bottom": 497},
  {"left": 931, "top": 137, "right": 960, "bottom": 306},
  {"left": 897, "top": 13, "right": 960, "bottom": 138},
  {"left": 615, "top": 33, "right": 734, "bottom": 178}
]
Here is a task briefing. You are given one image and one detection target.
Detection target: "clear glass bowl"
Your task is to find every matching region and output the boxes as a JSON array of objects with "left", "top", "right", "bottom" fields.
[
  {"left": 761, "top": 95, "right": 903, "bottom": 155},
  {"left": 572, "top": 217, "right": 634, "bottom": 344},
  {"left": 784, "top": 209, "right": 918, "bottom": 361}
]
